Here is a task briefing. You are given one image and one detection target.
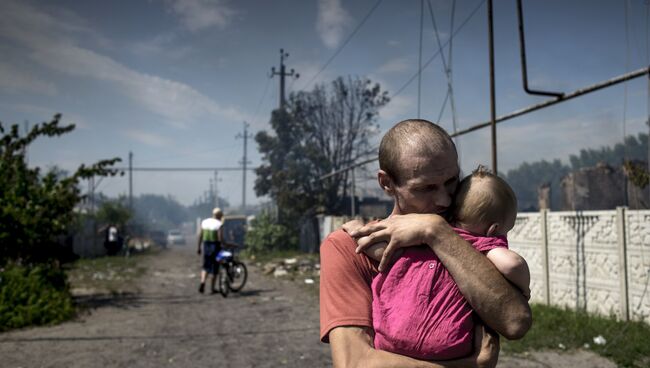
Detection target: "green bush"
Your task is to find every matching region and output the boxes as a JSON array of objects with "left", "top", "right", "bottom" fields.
[
  {"left": 0, "top": 264, "right": 74, "bottom": 331},
  {"left": 244, "top": 212, "right": 298, "bottom": 256}
]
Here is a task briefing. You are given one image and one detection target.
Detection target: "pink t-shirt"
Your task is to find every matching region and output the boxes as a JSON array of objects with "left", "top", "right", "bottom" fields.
[{"left": 371, "top": 228, "right": 508, "bottom": 360}]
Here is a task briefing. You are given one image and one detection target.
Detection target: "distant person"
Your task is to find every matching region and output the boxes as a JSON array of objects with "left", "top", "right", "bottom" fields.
[
  {"left": 104, "top": 223, "right": 121, "bottom": 255},
  {"left": 197, "top": 208, "right": 224, "bottom": 294},
  {"left": 361, "top": 165, "right": 530, "bottom": 360}
]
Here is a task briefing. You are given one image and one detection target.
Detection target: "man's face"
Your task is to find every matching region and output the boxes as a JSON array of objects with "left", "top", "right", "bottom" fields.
[{"left": 390, "top": 148, "right": 459, "bottom": 216}]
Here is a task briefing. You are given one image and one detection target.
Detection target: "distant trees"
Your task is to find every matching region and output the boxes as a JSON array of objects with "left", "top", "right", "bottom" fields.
[
  {"left": 254, "top": 76, "right": 389, "bottom": 229},
  {"left": 505, "top": 132, "right": 649, "bottom": 211},
  {"left": 0, "top": 114, "right": 121, "bottom": 265},
  {"left": 96, "top": 197, "right": 132, "bottom": 229}
]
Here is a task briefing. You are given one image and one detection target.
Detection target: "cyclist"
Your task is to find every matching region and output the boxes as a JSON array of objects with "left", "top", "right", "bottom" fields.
[{"left": 197, "top": 207, "right": 224, "bottom": 294}]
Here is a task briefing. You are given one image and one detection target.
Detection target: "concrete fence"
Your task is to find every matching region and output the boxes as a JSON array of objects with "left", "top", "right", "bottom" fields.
[{"left": 509, "top": 208, "right": 650, "bottom": 324}]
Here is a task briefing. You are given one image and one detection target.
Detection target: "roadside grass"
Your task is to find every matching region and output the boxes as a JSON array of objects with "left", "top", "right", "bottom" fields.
[
  {"left": 502, "top": 304, "right": 650, "bottom": 368},
  {"left": 65, "top": 248, "right": 157, "bottom": 295}
]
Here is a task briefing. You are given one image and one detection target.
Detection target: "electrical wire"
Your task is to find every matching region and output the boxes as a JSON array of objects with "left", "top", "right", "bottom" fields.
[
  {"left": 253, "top": 75, "right": 272, "bottom": 125},
  {"left": 301, "top": 0, "right": 385, "bottom": 90},
  {"left": 418, "top": 0, "right": 424, "bottom": 118},
  {"left": 391, "top": 0, "right": 485, "bottom": 99}
]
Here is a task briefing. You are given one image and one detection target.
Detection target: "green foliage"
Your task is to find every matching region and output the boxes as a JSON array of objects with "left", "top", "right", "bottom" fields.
[
  {"left": 96, "top": 197, "right": 132, "bottom": 228},
  {"left": 244, "top": 211, "right": 298, "bottom": 255},
  {"left": 0, "top": 114, "right": 121, "bottom": 264},
  {"left": 254, "top": 76, "right": 389, "bottom": 224},
  {"left": 624, "top": 160, "right": 649, "bottom": 189},
  {"left": 503, "top": 304, "right": 650, "bottom": 368},
  {"left": 0, "top": 264, "right": 75, "bottom": 331}
]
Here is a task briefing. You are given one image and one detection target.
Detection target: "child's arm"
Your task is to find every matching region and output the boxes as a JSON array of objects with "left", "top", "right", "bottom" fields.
[{"left": 485, "top": 248, "right": 531, "bottom": 300}]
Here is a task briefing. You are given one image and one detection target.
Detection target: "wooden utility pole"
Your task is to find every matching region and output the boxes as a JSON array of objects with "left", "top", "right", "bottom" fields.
[{"left": 270, "top": 49, "right": 299, "bottom": 110}]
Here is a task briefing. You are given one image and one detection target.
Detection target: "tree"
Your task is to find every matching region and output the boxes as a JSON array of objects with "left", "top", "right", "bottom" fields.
[
  {"left": 0, "top": 114, "right": 121, "bottom": 265},
  {"left": 254, "top": 76, "right": 389, "bottom": 226},
  {"left": 96, "top": 197, "right": 132, "bottom": 229}
]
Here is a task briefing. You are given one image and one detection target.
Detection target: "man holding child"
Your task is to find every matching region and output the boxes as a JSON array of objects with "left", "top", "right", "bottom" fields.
[{"left": 319, "top": 119, "right": 532, "bottom": 367}]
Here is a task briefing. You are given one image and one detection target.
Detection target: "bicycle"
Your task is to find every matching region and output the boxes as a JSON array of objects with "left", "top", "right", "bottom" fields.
[{"left": 215, "top": 248, "right": 248, "bottom": 298}]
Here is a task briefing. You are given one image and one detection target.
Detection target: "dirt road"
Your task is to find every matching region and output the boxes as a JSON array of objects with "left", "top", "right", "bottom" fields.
[
  {"left": 0, "top": 244, "right": 616, "bottom": 368},
  {"left": 0, "top": 245, "right": 330, "bottom": 368}
]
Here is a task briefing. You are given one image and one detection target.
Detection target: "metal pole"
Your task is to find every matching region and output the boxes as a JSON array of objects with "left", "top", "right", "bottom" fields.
[
  {"left": 487, "top": 0, "right": 497, "bottom": 173},
  {"left": 236, "top": 122, "right": 252, "bottom": 213},
  {"left": 318, "top": 67, "right": 650, "bottom": 182},
  {"left": 214, "top": 170, "right": 220, "bottom": 208},
  {"left": 516, "top": 0, "right": 563, "bottom": 98},
  {"left": 351, "top": 167, "right": 356, "bottom": 217},
  {"left": 243, "top": 123, "right": 247, "bottom": 212},
  {"left": 270, "top": 49, "right": 298, "bottom": 110},
  {"left": 129, "top": 151, "right": 133, "bottom": 211},
  {"left": 280, "top": 50, "right": 286, "bottom": 109},
  {"left": 451, "top": 66, "right": 650, "bottom": 138}
]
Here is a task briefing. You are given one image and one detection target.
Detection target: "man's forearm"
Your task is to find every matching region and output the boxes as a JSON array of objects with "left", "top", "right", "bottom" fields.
[
  {"left": 330, "top": 327, "right": 476, "bottom": 368},
  {"left": 424, "top": 223, "right": 532, "bottom": 339}
]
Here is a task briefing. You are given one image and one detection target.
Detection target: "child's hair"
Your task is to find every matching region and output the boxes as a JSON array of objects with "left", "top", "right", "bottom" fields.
[{"left": 452, "top": 165, "right": 517, "bottom": 228}]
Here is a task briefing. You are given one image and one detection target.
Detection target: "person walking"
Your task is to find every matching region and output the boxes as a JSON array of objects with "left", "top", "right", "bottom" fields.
[{"left": 197, "top": 208, "right": 224, "bottom": 294}]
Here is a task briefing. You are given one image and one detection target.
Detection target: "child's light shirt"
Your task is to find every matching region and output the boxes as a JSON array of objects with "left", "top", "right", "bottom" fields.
[{"left": 371, "top": 228, "right": 508, "bottom": 360}]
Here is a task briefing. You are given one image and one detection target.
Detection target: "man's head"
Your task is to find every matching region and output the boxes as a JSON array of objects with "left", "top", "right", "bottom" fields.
[
  {"left": 212, "top": 207, "right": 223, "bottom": 220},
  {"left": 378, "top": 119, "right": 459, "bottom": 215},
  {"left": 452, "top": 165, "right": 518, "bottom": 237}
]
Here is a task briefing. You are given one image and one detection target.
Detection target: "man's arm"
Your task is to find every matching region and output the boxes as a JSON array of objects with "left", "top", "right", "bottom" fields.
[
  {"left": 351, "top": 214, "right": 532, "bottom": 340},
  {"left": 329, "top": 324, "right": 498, "bottom": 368},
  {"left": 486, "top": 248, "right": 531, "bottom": 300}
]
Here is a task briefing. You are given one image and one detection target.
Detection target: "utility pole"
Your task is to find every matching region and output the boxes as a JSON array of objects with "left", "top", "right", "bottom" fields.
[
  {"left": 350, "top": 167, "right": 356, "bottom": 217},
  {"left": 270, "top": 49, "right": 299, "bottom": 110},
  {"left": 129, "top": 151, "right": 133, "bottom": 211},
  {"left": 209, "top": 178, "right": 214, "bottom": 206},
  {"left": 487, "top": 0, "right": 498, "bottom": 174},
  {"left": 214, "top": 170, "right": 221, "bottom": 208},
  {"left": 236, "top": 122, "right": 253, "bottom": 213}
]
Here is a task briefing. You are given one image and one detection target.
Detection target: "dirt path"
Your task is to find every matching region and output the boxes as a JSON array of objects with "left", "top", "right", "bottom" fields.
[
  {"left": 0, "top": 246, "right": 330, "bottom": 368},
  {"left": 0, "top": 245, "right": 616, "bottom": 368}
]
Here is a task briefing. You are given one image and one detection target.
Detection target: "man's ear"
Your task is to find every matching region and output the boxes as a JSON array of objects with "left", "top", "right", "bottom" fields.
[
  {"left": 486, "top": 223, "right": 499, "bottom": 236},
  {"left": 377, "top": 170, "right": 395, "bottom": 195}
]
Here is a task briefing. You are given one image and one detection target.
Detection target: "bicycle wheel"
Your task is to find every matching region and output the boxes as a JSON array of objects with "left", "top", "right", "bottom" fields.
[
  {"left": 228, "top": 261, "right": 247, "bottom": 292},
  {"left": 218, "top": 265, "right": 229, "bottom": 298}
]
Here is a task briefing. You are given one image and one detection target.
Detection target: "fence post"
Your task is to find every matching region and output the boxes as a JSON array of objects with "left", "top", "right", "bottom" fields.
[
  {"left": 540, "top": 209, "right": 550, "bottom": 305},
  {"left": 616, "top": 206, "right": 629, "bottom": 321}
]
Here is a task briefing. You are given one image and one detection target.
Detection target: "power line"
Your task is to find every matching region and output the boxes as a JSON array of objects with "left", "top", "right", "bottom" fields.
[
  {"left": 301, "top": 0, "right": 385, "bottom": 90},
  {"left": 114, "top": 167, "right": 256, "bottom": 172},
  {"left": 391, "top": 0, "right": 486, "bottom": 99},
  {"left": 417, "top": 0, "right": 424, "bottom": 118}
]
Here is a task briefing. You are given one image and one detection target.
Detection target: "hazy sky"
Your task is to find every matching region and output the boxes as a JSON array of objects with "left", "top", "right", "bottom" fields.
[{"left": 1, "top": 0, "right": 649, "bottom": 208}]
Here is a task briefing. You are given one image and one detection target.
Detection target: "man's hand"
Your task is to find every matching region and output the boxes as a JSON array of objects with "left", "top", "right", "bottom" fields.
[
  {"left": 473, "top": 323, "right": 500, "bottom": 368},
  {"left": 349, "top": 213, "right": 449, "bottom": 272},
  {"left": 341, "top": 218, "right": 366, "bottom": 234}
]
